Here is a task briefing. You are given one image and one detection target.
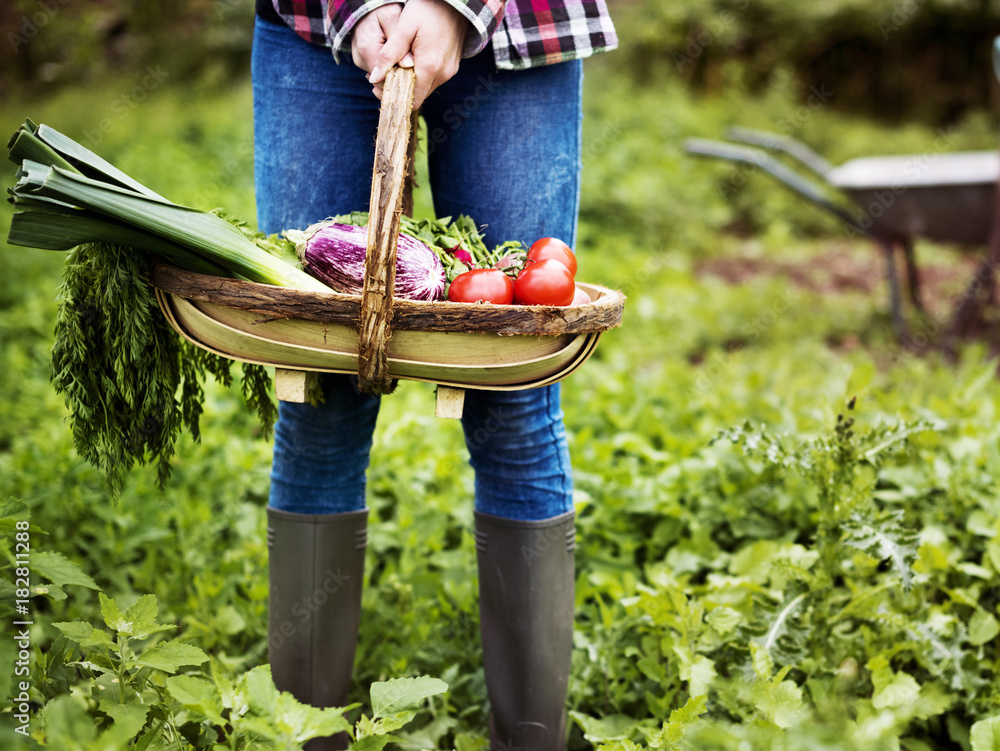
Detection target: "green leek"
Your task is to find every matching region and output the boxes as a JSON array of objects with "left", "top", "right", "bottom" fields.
[
  {"left": 3, "top": 119, "right": 288, "bottom": 500},
  {"left": 8, "top": 200, "right": 232, "bottom": 278},
  {"left": 6, "top": 120, "right": 331, "bottom": 292},
  {"left": 10, "top": 160, "right": 329, "bottom": 290}
]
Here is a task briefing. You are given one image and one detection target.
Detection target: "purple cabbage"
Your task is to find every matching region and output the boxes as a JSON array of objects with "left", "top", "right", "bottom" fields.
[{"left": 296, "top": 222, "right": 446, "bottom": 301}]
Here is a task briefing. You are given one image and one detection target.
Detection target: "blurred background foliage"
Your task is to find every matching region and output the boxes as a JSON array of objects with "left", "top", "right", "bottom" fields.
[
  {"left": 0, "top": 0, "right": 255, "bottom": 99},
  {"left": 2, "top": 0, "right": 999, "bottom": 123},
  {"left": 3, "top": 3, "right": 1000, "bottom": 748},
  {"left": 619, "top": 0, "right": 1000, "bottom": 124},
  {"left": 1, "top": 1, "right": 999, "bottom": 278}
]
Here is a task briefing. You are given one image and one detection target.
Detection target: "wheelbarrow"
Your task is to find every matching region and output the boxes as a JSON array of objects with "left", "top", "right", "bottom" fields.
[{"left": 685, "top": 128, "right": 999, "bottom": 337}]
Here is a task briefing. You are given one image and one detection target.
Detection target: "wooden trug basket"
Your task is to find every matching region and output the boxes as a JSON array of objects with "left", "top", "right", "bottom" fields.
[{"left": 151, "top": 67, "right": 625, "bottom": 418}]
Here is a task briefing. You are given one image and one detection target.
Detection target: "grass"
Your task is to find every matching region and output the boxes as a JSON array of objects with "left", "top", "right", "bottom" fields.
[{"left": 2, "top": 44, "right": 1000, "bottom": 750}]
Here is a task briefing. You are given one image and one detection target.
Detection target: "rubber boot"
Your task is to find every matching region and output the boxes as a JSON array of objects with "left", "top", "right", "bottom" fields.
[
  {"left": 475, "top": 510, "right": 576, "bottom": 751},
  {"left": 267, "top": 507, "right": 368, "bottom": 751}
]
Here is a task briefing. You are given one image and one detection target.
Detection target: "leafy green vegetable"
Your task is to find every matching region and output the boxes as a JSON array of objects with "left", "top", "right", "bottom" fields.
[
  {"left": 353, "top": 676, "right": 451, "bottom": 746},
  {"left": 330, "top": 210, "right": 525, "bottom": 282},
  {"left": 7, "top": 120, "right": 331, "bottom": 291},
  {"left": 4, "top": 121, "right": 530, "bottom": 498},
  {"left": 5, "top": 26, "right": 1000, "bottom": 750},
  {"left": 47, "top": 241, "right": 272, "bottom": 499},
  {"left": 2, "top": 122, "right": 302, "bottom": 498}
]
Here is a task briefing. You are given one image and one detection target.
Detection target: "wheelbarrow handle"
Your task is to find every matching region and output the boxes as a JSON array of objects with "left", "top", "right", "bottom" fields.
[
  {"left": 994, "top": 35, "right": 1000, "bottom": 84},
  {"left": 683, "top": 137, "right": 864, "bottom": 232},
  {"left": 725, "top": 126, "right": 834, "bottom": 178}
]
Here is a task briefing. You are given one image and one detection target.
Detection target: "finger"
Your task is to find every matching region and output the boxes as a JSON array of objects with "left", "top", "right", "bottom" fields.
[
  {"left": 376, "top": 6, "right": 401, "bottom": 37},
  {"left": 408, "top": 68, "right": 433, "bottom": 111},
  {"left": 411, "top": 53, "right": 459, "bottom": 109},
  {"left": 369, "top": 30, "right": 415, "bottom": 83},
  {"left": 412, "top": 80, "right": 430, "bottom": 110},
  {"left": 353, "top": 38, "right": 382, "bottom": 73},
  {"left": 351, "top": 22, "right": 371, "bottom": 70},
  {"left": 352, "top": 6, "right": 402, "bottom": 75}
]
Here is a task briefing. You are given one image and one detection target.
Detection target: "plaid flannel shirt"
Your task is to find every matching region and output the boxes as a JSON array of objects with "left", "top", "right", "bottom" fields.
[{"left": 260, "top": 0, "right": 616, "bottom": 69}]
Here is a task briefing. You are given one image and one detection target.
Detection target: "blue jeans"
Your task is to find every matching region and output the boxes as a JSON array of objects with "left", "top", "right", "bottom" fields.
[{"left": 252, "top": 17, "right": 581, "bottom": 521}]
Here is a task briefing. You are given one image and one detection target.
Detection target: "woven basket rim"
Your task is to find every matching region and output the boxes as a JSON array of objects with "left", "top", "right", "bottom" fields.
[{"left": 150, "top": 264, "right": 625, "bottom": 337}]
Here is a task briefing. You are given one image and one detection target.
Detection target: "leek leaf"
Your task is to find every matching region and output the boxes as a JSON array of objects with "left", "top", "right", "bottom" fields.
[
  {"left": 8, "top": 118, "right": 165, "bottom": 199},
  {"left": 3, "top": 120, "right": 290, "bottom": 498},
  {"left": 13, "top": 161, "right": 330, "bottom": 291},
  {"left": 8, "top": 203, "right": 232, "bottom": 277}
]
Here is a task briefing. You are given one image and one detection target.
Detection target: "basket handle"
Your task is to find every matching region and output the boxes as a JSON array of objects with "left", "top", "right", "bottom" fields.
[{"left": 357, "top": 65, "right": 416, "bottom": 396}]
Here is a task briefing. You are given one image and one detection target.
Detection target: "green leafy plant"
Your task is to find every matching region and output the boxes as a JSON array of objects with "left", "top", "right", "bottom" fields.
[
  {"left": 49, "top": 593, "right": 211, "bottom": 746},
  {"left": 351, "top": 676, "right": 449, "bottom": 750},
  {"left": 4, "top": 13, "right": 1000, "bottom": 748},
  {"left": 567, "top": 395, "right": 1000, "bottom": 749},
  {"left": 38, "top": 592, "right": 449, "bottom": 750},
  {"left": 49, "top": 241, "right": 255, "bottom": 499}
]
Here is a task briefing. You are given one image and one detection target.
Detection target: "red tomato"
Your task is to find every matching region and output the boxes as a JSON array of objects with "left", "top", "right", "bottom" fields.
[
  {"left": 513, "top": 259, "right": 576, "bottom": 306},
  {"left": 447, "top": 268, "right": 514, "bottom": 304},
  {"left": 527, "top": 237, "right": 577, "bottom": 277}
]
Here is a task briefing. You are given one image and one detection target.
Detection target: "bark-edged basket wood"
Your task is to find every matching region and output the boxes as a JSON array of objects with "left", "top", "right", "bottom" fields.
[{"left": 150, "top": 66, "right": 625, "bottom": 415}]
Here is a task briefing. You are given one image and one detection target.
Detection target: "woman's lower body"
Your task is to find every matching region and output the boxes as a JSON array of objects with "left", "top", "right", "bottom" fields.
[{"left": 252, "top": 17, "right": 582, "bottom": 749}]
